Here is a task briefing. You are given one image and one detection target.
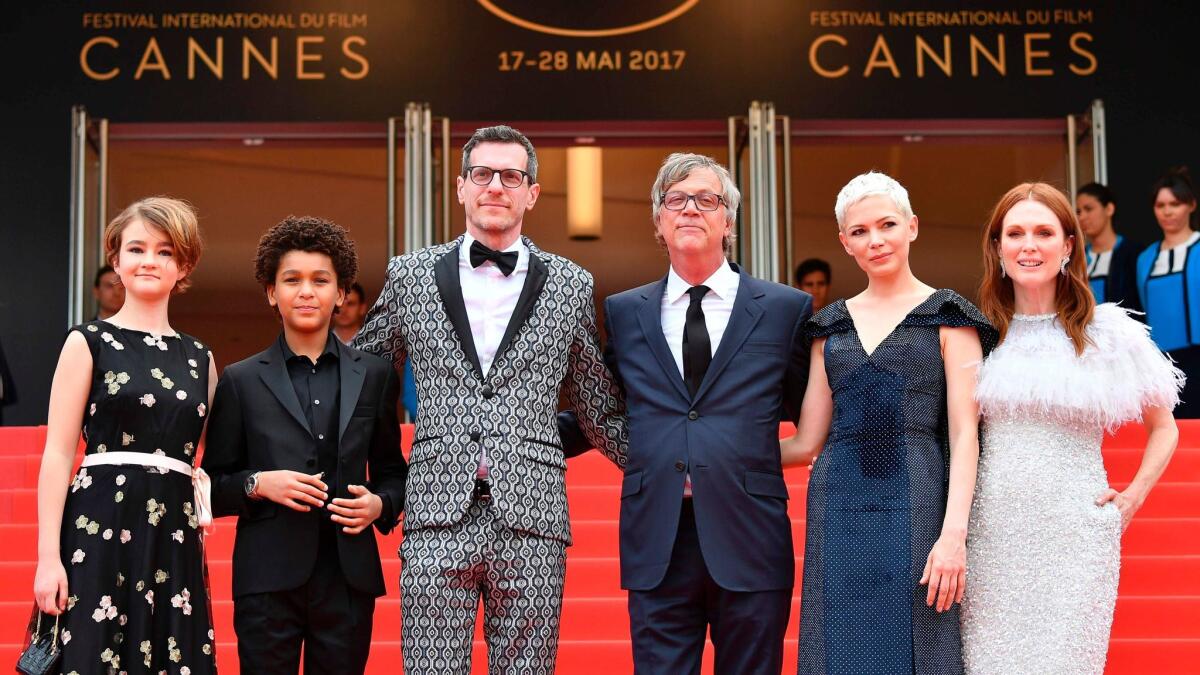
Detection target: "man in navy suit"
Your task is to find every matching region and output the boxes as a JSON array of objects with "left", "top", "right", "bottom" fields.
[{"left": 602, "top": 153, "right": 811, "bottom": 673}]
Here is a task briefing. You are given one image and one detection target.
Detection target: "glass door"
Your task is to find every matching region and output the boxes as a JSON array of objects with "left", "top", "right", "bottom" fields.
[
  {"left": 1067, "top": 99, "right": 1107, "bottom": 198},
  {"left": 389, "top": 103, "right": 453, "bottom": 255},
  {"left": 68, "top": 105, "right": 110, "bottom": 326},
  {"left": 727, "top": 101, "right": 792, "bottom": 283}
]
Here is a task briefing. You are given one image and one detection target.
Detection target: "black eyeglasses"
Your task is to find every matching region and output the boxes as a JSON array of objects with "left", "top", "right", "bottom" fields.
[
  {"left": 465, "top": 165, "right": 532, "bottom": 189},
  {"left": 661, "top": 191, "right": 726, "bottom": 212}
]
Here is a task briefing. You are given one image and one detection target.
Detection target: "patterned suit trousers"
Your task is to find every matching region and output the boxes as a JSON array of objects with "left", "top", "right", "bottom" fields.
[{"left": 399, "top": 499, "right": 568, "bottom": 674}]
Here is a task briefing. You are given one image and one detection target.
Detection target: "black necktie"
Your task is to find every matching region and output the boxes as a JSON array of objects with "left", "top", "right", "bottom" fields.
[
  {"left": 469, "top": 240, "right": 519, "bottom": 277},
  {"left": 682, "top": 285, "right": 712, "bottom": 398}
]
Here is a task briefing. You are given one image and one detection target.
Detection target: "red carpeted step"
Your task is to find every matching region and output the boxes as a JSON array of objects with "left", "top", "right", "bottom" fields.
[
  {"left": 1111, "top": 596, "right": 1200, "bottom": 638},
  {"left": 0, "top": 427, "right": 44, "bottom": 456},
  {"left": 1106, "top": 448, "right": 1200, "bottom": 482},
  {"left": 1119, "top": 556, "right": 1200, "bottom": 595},
  {"left": 1122, "top": 518, "right": 1200, "bottom": 555}
]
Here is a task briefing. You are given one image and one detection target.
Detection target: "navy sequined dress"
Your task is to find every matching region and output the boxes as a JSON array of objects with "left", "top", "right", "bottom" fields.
[{"left": 797, "top": 289, "right": 996, "bottom": 675}]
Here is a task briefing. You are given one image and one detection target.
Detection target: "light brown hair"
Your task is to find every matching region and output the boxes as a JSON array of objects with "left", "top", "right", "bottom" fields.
[
  {"left": 979, "top": 182, "right": 1095, "bottom": 355},
  {"left": 103, "top": 196, "right": 203, "bottom": 293}
]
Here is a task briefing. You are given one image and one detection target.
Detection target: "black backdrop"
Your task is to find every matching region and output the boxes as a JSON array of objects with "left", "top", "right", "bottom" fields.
[{"left": 2, "top": 1, "right": 1198, "bottom": 424}]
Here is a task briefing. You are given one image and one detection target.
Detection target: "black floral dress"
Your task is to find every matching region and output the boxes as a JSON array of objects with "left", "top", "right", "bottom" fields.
[{"left": 54, "top": 320, "right": 216, "bottom": 674}]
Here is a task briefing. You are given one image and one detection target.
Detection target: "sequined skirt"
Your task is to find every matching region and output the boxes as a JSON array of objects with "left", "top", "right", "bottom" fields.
[{"left": 961, "top": 416, "right": 1120, "bottom": 675}]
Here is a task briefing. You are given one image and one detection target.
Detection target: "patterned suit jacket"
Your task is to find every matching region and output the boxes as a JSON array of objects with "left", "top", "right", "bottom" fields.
[{"left": 354, "top": 235, "right": 627, "bottom": 544}]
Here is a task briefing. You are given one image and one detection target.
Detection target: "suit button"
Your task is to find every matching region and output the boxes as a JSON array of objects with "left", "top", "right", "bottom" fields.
[
  {"left": 482, "top": 385, "right": 494, "bottom": 399},
  {"left": 306, "top": 459, "right": 316, "bottom": 468},
  {"left": 470, "top": 431, "right": 481, "bottom": 442},
  {"left": 674, "top": 460, "right": 686, "bottom": 472},
  {"left": 687, "top": 410, "right": 699, "bottom": 421}
]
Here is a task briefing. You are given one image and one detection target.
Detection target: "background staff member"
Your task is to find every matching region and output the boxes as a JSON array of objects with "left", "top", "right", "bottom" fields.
[
  {"left": 1078, "top": 183, "right": 1142, "bottom": 312},
  {"left": 1137, "top": 167, "right": 1200, "bottom": 417}
]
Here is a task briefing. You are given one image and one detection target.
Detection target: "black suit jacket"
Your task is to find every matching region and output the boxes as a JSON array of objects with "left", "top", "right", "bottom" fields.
[{"left": 202, "top": 337, "right": 407, "bottom": 598}]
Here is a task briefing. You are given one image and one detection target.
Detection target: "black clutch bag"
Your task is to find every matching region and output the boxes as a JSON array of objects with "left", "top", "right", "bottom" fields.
[{"left": 16, "top": 611, "right": 61, "bottom": 675}]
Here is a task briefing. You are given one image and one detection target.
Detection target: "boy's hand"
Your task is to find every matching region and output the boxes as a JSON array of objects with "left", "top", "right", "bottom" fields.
[
  {"left": 256, "top": 470, "right": 327, "bottom": 511},
  {"left": 328, "top": 484, "right": 383, "bottom": 534}
]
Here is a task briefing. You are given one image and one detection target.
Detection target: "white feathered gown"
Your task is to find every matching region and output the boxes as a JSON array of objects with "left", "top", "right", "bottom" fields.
[{"left": 961, "top": 304, "right": 1185, "bottom": 674}]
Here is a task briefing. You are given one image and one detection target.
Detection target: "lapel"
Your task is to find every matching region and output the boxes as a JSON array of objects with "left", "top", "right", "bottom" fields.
[
  {"left": 492, "top": 237, "right": 549, "bottom": 373},
  {"left": 257, "top": 340, "right": 312, "bottom": 438},
  {"left": 336, "top": 340, "right": 366, "bottom": 444},
  {"left": 693, "top": 266, "right": 764, "bottom": 403},
  {"left": 636, "top": 275, "right": 692, "bottom": 402},
  {"left": 433, "top": 238, "right": 485, "bottom": 379}
]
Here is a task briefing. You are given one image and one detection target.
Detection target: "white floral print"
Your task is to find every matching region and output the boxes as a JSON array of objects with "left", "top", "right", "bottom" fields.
[
  {"left": 171, "top": 589, "right": 193, "bottom": 616},
  {"left": 104, "top": 370, "right": 130, "bottom": 394},
  {"left": 120, "top": 529, "right": 132, "bottom": 543},
  {"left": 139, "top": 393, "right": 157, "bottom": 407},
  {"left": 197, "top": 402, "right": 206, "bottom": 417},
  {"left": 100, "top": 331, "right": 125, "bottom": 351},
  {"left": 146, "top": 498, "right": 166, "bottom": 526},
  {"left": 176, "top": 389, "right": 188, "bottom": 400}
]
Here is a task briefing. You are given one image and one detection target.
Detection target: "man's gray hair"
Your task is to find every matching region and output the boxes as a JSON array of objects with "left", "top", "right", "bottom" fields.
[
  {"left": 834, "top": 171, "right": 914, "bottom": 229},
  {"left": 650, "top": 153, "right": 740, "bottom": 252},
  {"left": 461, "top": 125, "right": 538, "bottom": 183}
]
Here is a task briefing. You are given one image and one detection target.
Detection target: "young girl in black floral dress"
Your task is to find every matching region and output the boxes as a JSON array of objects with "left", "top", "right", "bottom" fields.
[{"left": 33, "top": 196, "right": 218, "bottom": 674}]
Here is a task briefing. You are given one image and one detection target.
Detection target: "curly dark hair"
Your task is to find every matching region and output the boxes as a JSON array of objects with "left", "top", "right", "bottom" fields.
[{"left": 254, "top": 215, "right": 358, "bottom": 291}]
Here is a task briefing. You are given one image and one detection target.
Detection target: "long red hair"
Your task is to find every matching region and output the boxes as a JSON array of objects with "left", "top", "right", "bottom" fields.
[{"left": 978, "top": 182, "right": 1095, "bottom": 355}]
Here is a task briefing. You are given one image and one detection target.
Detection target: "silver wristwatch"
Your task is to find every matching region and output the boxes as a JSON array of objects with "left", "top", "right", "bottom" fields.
[{"left": 244, "top": 471, "right": 262, "bottom": 499}]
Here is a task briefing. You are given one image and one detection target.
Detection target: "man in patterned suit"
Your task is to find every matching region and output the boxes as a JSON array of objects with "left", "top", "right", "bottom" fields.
[{"left": 353, "top": 125, "right": 627, "bottom": 674}]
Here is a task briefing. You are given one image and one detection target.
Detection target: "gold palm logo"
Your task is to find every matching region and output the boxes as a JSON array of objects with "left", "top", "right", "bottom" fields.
[{"left": 476, "top": 0, "right": 699, "bottom": 38}]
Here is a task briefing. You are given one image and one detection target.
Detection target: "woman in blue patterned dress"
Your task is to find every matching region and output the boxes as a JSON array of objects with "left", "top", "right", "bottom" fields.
[
  {"left": 782, "top": 172, "right": 996, "bottom": 674},
  {"left": 32, "top": 197, "right": 218, "bottom": 673}
]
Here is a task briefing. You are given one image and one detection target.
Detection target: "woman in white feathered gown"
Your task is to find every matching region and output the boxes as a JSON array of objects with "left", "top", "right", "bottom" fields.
[{"left": 961, "top": 182, "right": 1184, "bottom": 674}]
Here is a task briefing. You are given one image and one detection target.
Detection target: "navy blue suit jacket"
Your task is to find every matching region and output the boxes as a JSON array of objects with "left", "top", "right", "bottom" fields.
[{"left": 604, "top": 264, "right": 811, "bottom": 592}]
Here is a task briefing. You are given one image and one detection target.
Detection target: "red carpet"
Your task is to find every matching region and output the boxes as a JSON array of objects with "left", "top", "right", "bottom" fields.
[{"left": 1, "top": 422, "right": 1198, "bottom": 673}]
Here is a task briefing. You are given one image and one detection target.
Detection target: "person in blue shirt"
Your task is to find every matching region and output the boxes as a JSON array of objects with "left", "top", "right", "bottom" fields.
[
  {"left": 1137, "top": 167, "right": 1200, "bottom": 417},
  {"left": 1078, "top": 183, "right": 1142, "bottom": 313}
]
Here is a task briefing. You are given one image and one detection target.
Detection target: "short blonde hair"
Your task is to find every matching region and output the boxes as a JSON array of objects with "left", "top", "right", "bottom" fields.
[
  {"left": 104, "top": 196, "right": 203, "bottom": 293},
  {"left": 834, "top": 171, "right": 914, "bottom": 229}
]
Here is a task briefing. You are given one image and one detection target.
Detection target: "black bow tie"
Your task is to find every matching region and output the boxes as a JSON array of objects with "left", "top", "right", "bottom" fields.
[{"left": 469, "top": 240, "right": 519, "bottom": 277}]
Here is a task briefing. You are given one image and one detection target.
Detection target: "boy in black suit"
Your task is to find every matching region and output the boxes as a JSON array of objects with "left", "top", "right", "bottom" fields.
[{"left": 203, "top": 216, "right": 406, "bottom": 674}]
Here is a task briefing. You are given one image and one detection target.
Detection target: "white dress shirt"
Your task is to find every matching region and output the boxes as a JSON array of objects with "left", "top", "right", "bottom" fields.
[
  {"left": 661, "top": 261, "right": 740, "bottom": 496},
  {"left": 661, "top": 262, "right": 740, "bottom": 378},
  {"left": 460, "top": 232, "right": 528, "bottom": 477},
  {"left": 460, "top": 232, "right": 529, "bottom": 376}
]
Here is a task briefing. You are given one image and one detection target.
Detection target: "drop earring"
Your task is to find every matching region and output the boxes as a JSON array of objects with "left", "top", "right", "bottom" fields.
[
  {"left": 999, "top": 258, "right": 1006, "bottom": 278},
  {"left": 1060, "top": 257, "right": 1070, "bottom": 276}
]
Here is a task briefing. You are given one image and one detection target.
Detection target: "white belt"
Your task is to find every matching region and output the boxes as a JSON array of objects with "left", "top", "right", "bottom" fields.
[{"left": 80, "top": 451, "right": 213, "bottom": 533}]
